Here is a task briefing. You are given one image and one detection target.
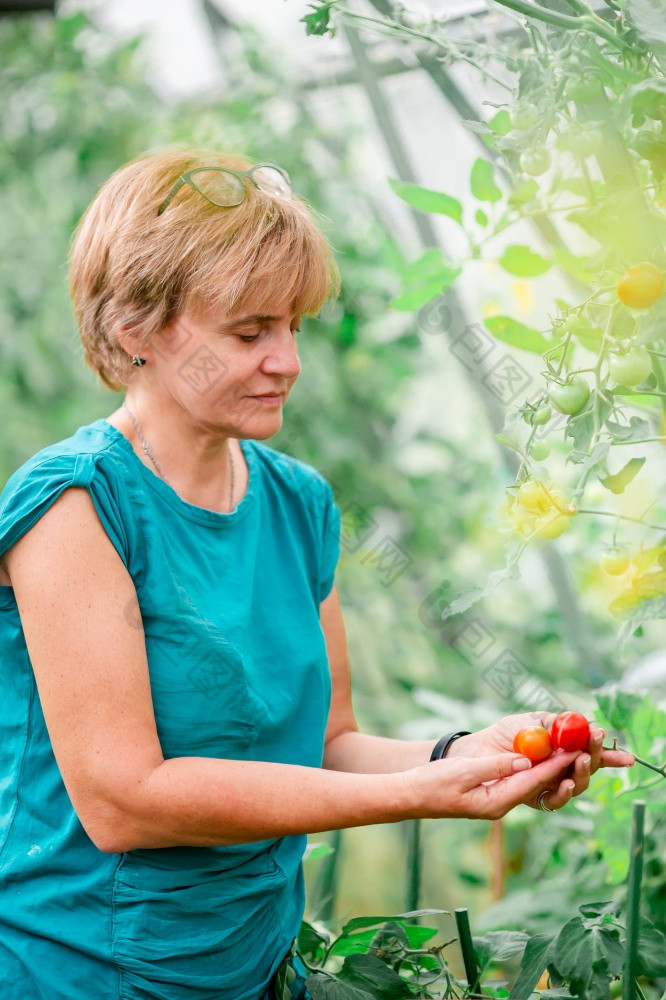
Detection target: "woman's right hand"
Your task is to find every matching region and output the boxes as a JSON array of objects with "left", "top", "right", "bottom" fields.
[{"left": 400, "top": 748, "right": 583, "bottom": 820}]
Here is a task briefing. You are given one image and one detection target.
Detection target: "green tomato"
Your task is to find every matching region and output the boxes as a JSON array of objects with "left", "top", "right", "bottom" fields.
[
  {"left": 608, "top": 347, "right": 653, "bottom": 386},
  {"left": 510, "top": 106, "right": 538, "bottom": 131},
  {"left": 523, "top": 403, "right": 552, "bottom": 426},
  {"left": 530, "top": 441, "right": 550, "bottom": 461},
  {"left": 548, "top": 376, "right": 591, "bottom": 415},
  {"left": 519, "top": 149, "right": 551, "bottom": 176},
  {"left": 566, "top": 77, "right": 603, "bottom": 103}
]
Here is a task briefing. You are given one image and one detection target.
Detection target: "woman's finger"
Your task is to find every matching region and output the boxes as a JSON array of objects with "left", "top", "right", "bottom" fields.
[
  {"left": 533, "top": 778, "right": 576, "bottom": 811},
  {"left": 470, "top": 749, "right": 581, "bottom": 815},
  {"left": 568, "top": 751, "right": 592, "bottom": 797}
]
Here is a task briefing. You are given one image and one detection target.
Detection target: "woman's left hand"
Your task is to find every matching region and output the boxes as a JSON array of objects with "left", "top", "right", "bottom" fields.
[{"left": 445, "top": 711, "right": 635, "bottom": 812}]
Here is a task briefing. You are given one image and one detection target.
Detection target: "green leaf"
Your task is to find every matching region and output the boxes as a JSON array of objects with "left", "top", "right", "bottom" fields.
[
  {"left": 488, "top": 110, "right": 512, "bottom": 135},
  {"left": 484, "top": 315, "right": 552, "bottom": 354},
  {"left": 553, "top": 248, "right": 597, "bottom": 286},
  {"left": 474, "top": 931, "right": 529, "bottom": 966},
  {"left": 508, "top": 179, "right": 539, "bottom": 206},
  {"left": 599, "top": 456, "right": 645, "bottom": 494},
  {"left": 499, "top": 245, "right": 552, "bottom": 277},
  {"left": 388, "top": 178, "right": 463, "bottom": 223},
  {"left": 476, "top": 208, "right": 489, "bottom": 227},
  {"left": 578, "top": 902, "right": 621, "bottom": 919},
  {"left": 299, "top": 920, "right": 330, "bottom": 960},
  {"left": 338, "top": 954, "right": 413, "bottom": 999},
  {"left": 637, "top": 917, "right": 666, "bottom": 977},
  {"left": 390, "top": 250, "right": 461, "bottom": 311},
  {"left": 340, "top": 911, "right": 445, "bottom": 936},
  {"left": 403, "top": 925, "right": 438, "bottom": 947},
  {"left": 553, "top": 917, "right": 624, "bottom": 1000},
  {"left": 471, "top": 158, "right": 502, "bottom": 203},
  {"left": 512, "top": 933, "right": 556, "bottom": 1000},
  {"left": 595, "top": 689, "right": 644, "bottom": 731},
  {"left": 304, "top": 842, "right": 334, "bottom": 861},
  {"left": 620, "top": 0, "right": 666, "bottom": 59},
  {"left": 305, "top": 974, "right": 375, "bottom": 1000},
  {"left": 300, "top": 2, "right": 337, "bottom": 36},
  {"left": 439, "top": 559, "right": 521, "bottom": 621}
]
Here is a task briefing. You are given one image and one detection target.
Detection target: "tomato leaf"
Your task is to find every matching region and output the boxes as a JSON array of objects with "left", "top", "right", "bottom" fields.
[
  {"left": 305, "top": 974, "right": 375, "bottom": 1000},
  {"left": 499, "top": 245, "right": 552, "bottom": 277},
  {"left": 337, "top": 954, "right": 413, "bottom": 998},
  {"left": 599, "top": 456, "right": 645, "bottom": 494},
  {"left": 552, "top": 917, "right": 624, "bottom": 1000},
  {"left": 619, "top": 0, "right": 666, "bottom": 60},
  {"left": 511, "top": 932, "right": 557, "bottom": 1000},
  {"left": 388, "top": 178, "right": 463, "bottom": 223},
  {"left": 508, "top": 179, "right": 539, "bottom": 206},
  {"left": 637, "top": 916, "right": 666, "bottom": 977},
  {"left": 552, "top": 248, "right": 598, "bottom": 286},
  {"left": 390, "top": 250, "right": 461, "bottom": 311},
  {"left": 483, "top": 315, "right": 552, "bottom": 354},
  {"left": 473, "top": 930, "right": 529, "bottom": 966},
  {"left": 488, "top": 109, "right": 512, "bottom": 135},
  {"left": 304, "top": 842, "right": 334, "bottom": 861},
  {"left": 471, "top": 158, "right": 502, "bottom": 203}
]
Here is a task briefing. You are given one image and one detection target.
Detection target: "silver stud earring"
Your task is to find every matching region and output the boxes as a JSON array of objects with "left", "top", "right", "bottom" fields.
[{"left": 131, "top": 355, "right": 147, "bottom": 367}]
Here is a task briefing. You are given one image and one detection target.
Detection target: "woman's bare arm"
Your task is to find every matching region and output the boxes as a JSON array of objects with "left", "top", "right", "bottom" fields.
[{"left": 5, "top": 488, "right": 578, "bottom": 853}]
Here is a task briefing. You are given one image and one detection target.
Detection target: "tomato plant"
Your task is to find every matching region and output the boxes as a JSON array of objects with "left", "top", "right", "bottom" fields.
[
  {"left": 513, "top": 725, "right": 553, "bottom": 762},
  {"left": 550, "top": 711, "right": 591, "bottom": 751},
  {"left": 305, "top": 0, "right": 666, "bottom": 636}
]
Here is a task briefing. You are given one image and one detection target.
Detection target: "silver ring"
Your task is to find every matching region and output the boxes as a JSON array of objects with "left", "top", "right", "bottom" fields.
[{"left": 537, "top": 790, "right": 554, "bottom": 812}]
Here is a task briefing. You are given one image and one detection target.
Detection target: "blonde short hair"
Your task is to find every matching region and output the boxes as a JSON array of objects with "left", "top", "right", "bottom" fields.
[{"left": 69, "top": 148, "right": 341, "bottom": 391}]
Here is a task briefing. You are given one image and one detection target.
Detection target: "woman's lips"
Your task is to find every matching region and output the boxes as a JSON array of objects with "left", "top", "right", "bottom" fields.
[{"left": 250, "top": 393, "right": 284, "bottom": 405}]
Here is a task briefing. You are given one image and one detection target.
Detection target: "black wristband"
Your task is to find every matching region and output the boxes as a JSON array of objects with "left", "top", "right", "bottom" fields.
[{"left": 429, "top": 731, "right": 472, "bottom": 762}]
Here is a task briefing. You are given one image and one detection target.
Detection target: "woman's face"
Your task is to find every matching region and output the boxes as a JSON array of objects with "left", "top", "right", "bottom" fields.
[{"left": 145, "top": 295, "right": 302, "bottom": 439}]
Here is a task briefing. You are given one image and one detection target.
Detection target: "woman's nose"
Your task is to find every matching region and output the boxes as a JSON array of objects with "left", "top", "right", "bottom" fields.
[{"left": 261, "top": 328, "right": 301, "bottom": 379}]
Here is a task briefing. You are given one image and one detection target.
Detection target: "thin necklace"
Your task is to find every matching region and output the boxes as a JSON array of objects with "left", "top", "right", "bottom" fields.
[{"left": 121, "top": 401, "right": 235, "bottom": 512}]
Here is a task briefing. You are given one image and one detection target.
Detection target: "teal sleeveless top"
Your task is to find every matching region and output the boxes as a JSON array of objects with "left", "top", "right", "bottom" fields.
[{"left": 0, "top": 418, "right": 340, "bottom": 1000}]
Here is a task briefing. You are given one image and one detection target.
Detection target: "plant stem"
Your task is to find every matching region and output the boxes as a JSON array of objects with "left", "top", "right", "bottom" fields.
[
  {"left": 577, "top": 508, "right": 666, "bottom": 531},
  {"left": 603, "top": 745, "right": 666, "bottom": 778},
  {"left": 490, "top": 0, "right": 632, "bottom": 51}
]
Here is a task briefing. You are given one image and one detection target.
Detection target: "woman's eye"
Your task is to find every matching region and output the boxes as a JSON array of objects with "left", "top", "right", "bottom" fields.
[{"left": 238, "top": 333, "right": 261, "bottom": 344}]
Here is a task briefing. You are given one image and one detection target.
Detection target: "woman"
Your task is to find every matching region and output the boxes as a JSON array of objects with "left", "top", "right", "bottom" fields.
[{"left": 0, "top": 149, "right": 633, "bottom": 1000}]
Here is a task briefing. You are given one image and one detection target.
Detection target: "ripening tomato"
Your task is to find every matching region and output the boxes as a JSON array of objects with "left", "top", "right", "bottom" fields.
[
  {"left": 513, "top": 726, "right": 553, "bottom": 762},
  {"left": 616, "top": 262, "right": 664, "bottom": 310},
  {"left": 600, "top": 549, "right": 631, "bottom": 575},
  {"left": 550, "top": 712, "right": 590, "bottom": 752},
  {"left": 535, "top": 511, "right": 571, "bottom": 540},
  {"left": 517, "top": 479, "right": 552, "bottom": 513}
]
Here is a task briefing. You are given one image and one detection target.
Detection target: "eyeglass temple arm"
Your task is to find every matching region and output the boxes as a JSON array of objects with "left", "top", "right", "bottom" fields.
[{"left": 157, "top": 176, "right": 189, "bottom": 216}]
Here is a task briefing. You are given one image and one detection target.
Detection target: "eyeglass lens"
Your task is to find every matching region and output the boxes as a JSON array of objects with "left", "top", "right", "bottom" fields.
[
  {"left": 191, "top": 170, "right": 245, "bottom": 207},
  {"left": 252, "top": 166, "right": 291, "bottom": 198}
]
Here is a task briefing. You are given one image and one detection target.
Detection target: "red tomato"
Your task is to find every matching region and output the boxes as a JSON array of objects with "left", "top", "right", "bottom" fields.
[
  {"left": 550, "top": 712, "right": 590, "bottom": 751},
  {"left": 513, "top": 726, "right": 553, "bottom": 762}
]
